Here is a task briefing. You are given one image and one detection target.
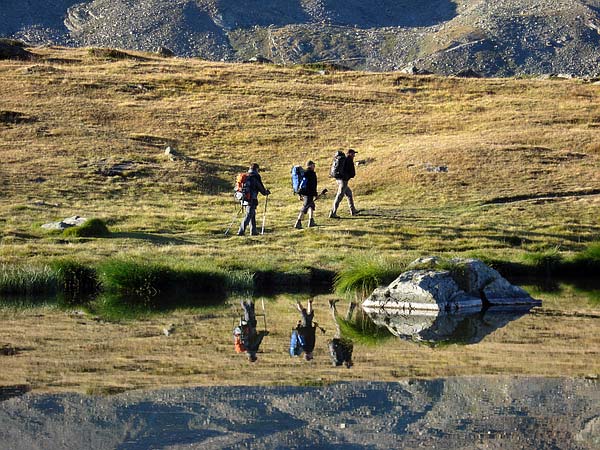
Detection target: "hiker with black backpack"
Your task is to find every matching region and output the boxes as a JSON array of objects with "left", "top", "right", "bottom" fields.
[
  {"left": 329, "top": 148, "right": 359, "bottom": 219},
  {"left": 237, "top": 163, "right": 270, "bottom": 236},
  {"left": 294, "top": 160, "right": 318, "bottom": 229},
  {"left": 289, "top": 299, "right": 318, "bottom": 361},
  {"left": 233, "top": 300, "right": 269, "bottom": 362},
  {"left": 328, "top": 299, "right": 355, "bottom": 368}
]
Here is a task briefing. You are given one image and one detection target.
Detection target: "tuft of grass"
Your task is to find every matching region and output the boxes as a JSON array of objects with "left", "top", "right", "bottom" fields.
[
  {"left": 569, "top": 241, "right": 600, "bottom": 275},
  {"left": 334, "top": 254, "right": 406, "bottom": 299},
  {"left": 98, "top": 259, "right": 172, "bottom": 301},
  {"left": 337, "top": 311, "right": 393, "bottom": 345},
  {"left": 522, "top": 248, "right": 563, "bottom": 276},
  {"left": 50, "top": 259, "right": 99, "bottom": 303},
  {"left": 0, "top": 265, "right": 58, "bottom": 296},
  {"left": 63, "top": 218, "right": 110, "bottom": 238}
]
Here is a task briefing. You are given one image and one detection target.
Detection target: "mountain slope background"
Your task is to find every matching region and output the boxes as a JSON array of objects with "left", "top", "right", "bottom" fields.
[{"left": 2, "top": 0, "right": 600, "bottom": 76}]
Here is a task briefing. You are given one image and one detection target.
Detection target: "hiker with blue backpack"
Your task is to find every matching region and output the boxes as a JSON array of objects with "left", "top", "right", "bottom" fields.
[
  {"left": 329, "top": 148, "right": 360, "bottom": 219},
  {"left": 236, "top": 163, "right": 270, "bottom": 236},
  {"left": 290, "top": 299, "right": 318, "bottom": 360},
  {"left": 293, "top": 160, "right": 318, "bottom": 229},
  {"left": 233, "top": 300, "right": 269, "bottom": 362}
]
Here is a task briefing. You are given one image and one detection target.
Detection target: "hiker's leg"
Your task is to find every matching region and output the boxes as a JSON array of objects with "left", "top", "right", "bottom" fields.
[
  {"left": 242, "top": 301, "right": 256, "bottom": 324},
  {"left": 329, "top": 300, "right": 341, "bottom": 338},
  {"left": 239, "top": 204, "right": 252, "bottom": 234},
  {"left": 345, "top": 184, "right": 356, "bottom": 212},
  {"left": 331, "top": 179, "right": 346, "bottom": 214},
  {"left": 346, "top": 302, "right": 357, "bottom": 322},
  {"left": 248, "top": 203, "right": 258, "bottom": 234},
  {"left": 307, "top": 298, "right": 313, "bottom": 315}
]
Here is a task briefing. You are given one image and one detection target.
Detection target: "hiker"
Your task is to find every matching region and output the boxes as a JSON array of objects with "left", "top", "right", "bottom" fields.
[
  {"left": 294, "top": 160, "right": 318, "bottom": 229},
  {"left": 328, "top": 299, "right": 355, "bottom": 368},
  {"left": 329, "top": 148, "right": 359, "bottom": 218},
  {"left": 233, "top": 300, "right": 268, "bottom": 362},
  {"left": 290, "top": 299, "right": 317, "bottom": 360},
  {"left": 238, "top": 163, "right": 270, "bottom": 236}
]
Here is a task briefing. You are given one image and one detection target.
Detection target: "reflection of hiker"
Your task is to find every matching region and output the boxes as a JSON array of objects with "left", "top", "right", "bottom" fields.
[
  {"left": 328, "top": 299, "right": 355, "bottom": 368},
  {"left": 329, "top": 149, "right": 359, "bottom": 218},
  {"left": 290, "top": 300, "right": 317, "bottom": 360},
  {"left": 233, "top": 300, "right": 268, "bottom": 362},
  {"left": 238, "top": 163, "right": 270, "bottom": 236},
  {"left": 294, "top": 161, "right": 319, "bottom": 229}
]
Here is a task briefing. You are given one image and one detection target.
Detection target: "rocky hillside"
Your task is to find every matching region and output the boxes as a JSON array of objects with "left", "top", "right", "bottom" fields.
[{"left": 2, "top": 0, "right": 600, "bottom": 76}]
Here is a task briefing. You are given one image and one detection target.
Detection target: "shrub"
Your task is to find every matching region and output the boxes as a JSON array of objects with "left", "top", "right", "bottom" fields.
[{"left": 63, "top": 218, "right": 110, "bottom": 238}]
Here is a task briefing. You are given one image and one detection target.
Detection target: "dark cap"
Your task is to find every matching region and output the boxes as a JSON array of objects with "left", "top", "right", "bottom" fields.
[
  {"left": 306, "top": 160, "right": 315, "bottom": 167},
  {"left": 250, "top": 163, "right": 259, "bottom": 171},
  {"left": 347, "top": 149, "right": 357, "bottom": 155}
]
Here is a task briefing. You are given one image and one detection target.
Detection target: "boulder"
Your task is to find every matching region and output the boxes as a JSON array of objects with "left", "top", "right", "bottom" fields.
[
  {"left": 363, "top": 257, "right": 540, "bottom": 312},
  {"left": 41, "top": 215, "right": 87, "bottom": 231},
  {"left": 0, "top": 39, "right": 33, "bottom": 61},
  {"left": 364, "top": 269, "right": 482, "bottom": 312},
  {"left": 155, "top": 46, "right": 175, "bottom": 57}
]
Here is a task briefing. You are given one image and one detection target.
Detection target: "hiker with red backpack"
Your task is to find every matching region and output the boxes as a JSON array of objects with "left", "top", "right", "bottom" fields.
[
  {"left": 329, "top": 148, "right": 360, "bottom": 219},
  {"left": 233, "top": 300, "right": 269, "bottom": 362},
  {"left": 236, "top": 163, "right": 270, "bottom": 236}
]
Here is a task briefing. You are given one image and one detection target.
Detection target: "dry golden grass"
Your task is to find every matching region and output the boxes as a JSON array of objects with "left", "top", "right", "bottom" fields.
[
  {"left": 1, "top": 47, "right": 599, "bottom": 392},
  {"left": 0, "top": 46, "right": 598, "bottom": 269}
]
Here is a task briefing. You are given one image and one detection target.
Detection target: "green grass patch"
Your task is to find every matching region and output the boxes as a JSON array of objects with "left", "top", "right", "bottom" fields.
[
  {"left": 50, "top": 259, "right": 99, "bottom": 303},
  {"left": 337, "top": 312, "right": 393, "bottom": 345},
  {"left": 0, "top": 264, "right": 58, "bottom": 296},
  {"left": 63, "top": 218, "right": 110, "bottom": 238},
  {"left": 334, "top": 254, "right": 406, "bottom": 300}
]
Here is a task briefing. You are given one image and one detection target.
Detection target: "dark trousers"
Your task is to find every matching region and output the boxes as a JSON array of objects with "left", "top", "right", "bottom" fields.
[{"left": 239, "top": 202, "right": 258, "bottom": 235}]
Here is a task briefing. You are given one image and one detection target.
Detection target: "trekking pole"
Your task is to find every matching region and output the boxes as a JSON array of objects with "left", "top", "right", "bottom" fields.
[
  {"left": 261, "top": 298, "right": 267, "bottom": 330},
  {"left": 224, "top": 203, "right": 243, "bottom": 236},
  {"left": 260, "top": 195, "right": 269, "bottom": 235}
]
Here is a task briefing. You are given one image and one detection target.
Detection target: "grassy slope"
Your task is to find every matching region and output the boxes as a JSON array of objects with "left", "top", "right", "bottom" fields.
[
  {"left": 0, "top": 46, "right": 599, "bottom": 271},
  {"left": 1, "top": 47, "right": 599, "bottom": 392}
]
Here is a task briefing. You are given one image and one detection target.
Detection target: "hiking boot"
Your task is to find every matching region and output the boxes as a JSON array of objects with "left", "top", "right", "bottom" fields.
[
  {"left": 237, "top": 229, "right": 245, "bottom": 236},
  {"left": 328, "top": 210, "right": 339, "bottom": 219},
  {"left": 294, "top": 220, "right": 302, "bottom": 229},
  {"left": 251, "top": 231, "right": 259, "bottom": 236},
  {"left": 350, "top": 208, "right": 360, "bottom": 216},
  {"left": 308, "top": 218, "right": 316, "bottom": 227}
]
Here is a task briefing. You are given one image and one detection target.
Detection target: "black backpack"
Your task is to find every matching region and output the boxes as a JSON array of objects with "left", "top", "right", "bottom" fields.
[{"left": 329, "top": 151, "right": 346, "bottom": 179}]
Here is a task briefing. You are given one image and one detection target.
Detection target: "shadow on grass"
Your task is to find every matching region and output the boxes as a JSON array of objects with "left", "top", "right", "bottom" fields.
[{"left": 109, "top": 232, "right": 194, "bottom": 245}]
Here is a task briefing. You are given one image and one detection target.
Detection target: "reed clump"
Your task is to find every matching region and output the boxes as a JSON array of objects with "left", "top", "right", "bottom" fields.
[
  {"left": 334, "top": 254, "right": 406, "bottom": 299},
  {"left": 0, "top": 264, "right": 58, "bottom": 296}
]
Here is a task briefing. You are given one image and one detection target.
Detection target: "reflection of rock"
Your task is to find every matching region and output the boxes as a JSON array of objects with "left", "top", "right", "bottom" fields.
[
  {"left": 363, "top": 257, "right": 539, "bottom": 312},
  {"left": 363, "top": 306, "right": 535, "bottom": 344}
]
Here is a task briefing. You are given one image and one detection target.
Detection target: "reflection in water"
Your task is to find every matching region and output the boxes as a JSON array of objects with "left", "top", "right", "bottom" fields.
[
  {"left": 363, "top": 306, "right": 536, "bottom": 345},
  {"left": 0, "top": 378, "right": 597, "bottom": 449}
]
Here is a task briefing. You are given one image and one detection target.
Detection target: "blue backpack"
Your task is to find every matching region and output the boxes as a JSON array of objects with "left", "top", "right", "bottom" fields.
[
  {"left": 289, "top": 329, "right": 306, "bottom": 356},
  {"left": 291, "top": 166, "right": 307, "bottom": 195}
]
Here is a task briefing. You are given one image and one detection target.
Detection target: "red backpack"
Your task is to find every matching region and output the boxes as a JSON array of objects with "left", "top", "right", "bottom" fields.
[{"left": 234, "top": 173, "right": 251, "bottom": 202}]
